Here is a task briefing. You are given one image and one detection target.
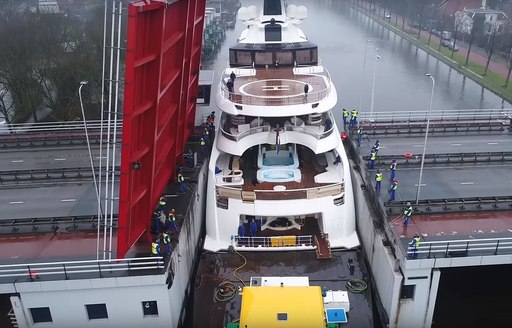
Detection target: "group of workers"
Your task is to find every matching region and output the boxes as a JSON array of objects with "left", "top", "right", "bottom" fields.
[
  {"left": 237, "top": 219, "right": 262, "bottom": 238},
  {"left": 151, "top": 196, "right": 181, "bottom": 257},
  {"left": 200, "top": 111, "right": 215, "bottom": 154},
  {"left": 342, "top": 108, "right": 359, "bottom": 128}
]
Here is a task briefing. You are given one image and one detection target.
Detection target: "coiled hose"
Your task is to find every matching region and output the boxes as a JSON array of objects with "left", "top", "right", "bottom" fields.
[
  {"left": 346, "top": 279, "right": 368, "bottom": 294},
  {"left": 214, "top": 248, "right": 247, "bottom": 302},
  {"left": 215, "top": 281, "right": 238, "bottom": 302}
]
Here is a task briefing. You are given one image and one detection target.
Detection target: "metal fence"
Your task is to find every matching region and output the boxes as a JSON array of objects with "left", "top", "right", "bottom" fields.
[
  {"left": 358, "top": 108, "right": 512, "bottom": 122},
  {"left": 408, "top": 237, "right": 512, "bottom": 260},
  {"left": 234, "top": 235, "right": 313, "bottom": 248},
  {"left": 0, "top": 257, "right": 165, "bottom": 283}
]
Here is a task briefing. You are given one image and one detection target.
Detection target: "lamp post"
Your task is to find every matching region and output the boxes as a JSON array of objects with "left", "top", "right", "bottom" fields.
[
  {"left": 369, "top": 49, "right": 381, "bottom": 122},
  {"left": 415, "top": 73, "right": 435, "bottom": 204},
  {"left": 79, "top": 81, "right": 103, "bottom": 260},
  {"left": 358, "top": 40, "right": 373, "bottom": 112}
]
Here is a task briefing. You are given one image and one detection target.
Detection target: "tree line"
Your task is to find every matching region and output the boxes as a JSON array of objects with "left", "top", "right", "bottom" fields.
[{"left": 0, "top": 2, "right": 104, "bottom": 126}]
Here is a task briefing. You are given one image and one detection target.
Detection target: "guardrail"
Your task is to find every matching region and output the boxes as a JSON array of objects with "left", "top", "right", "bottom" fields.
[
  {"left": 0, "top": 215, "right": 118, "bottom": 234},
  {"left": 0, "top": 120, "right": 123, "bottom": 133},
  {"left": 358, "top": 109, "right": 512, "bottom": 122},
  {"left": 364, "top": 152, "right": 512, "bottom": 167},
  {"left": 409, "top": 237, "right": 512, "bottom": 260},
  {"left": 234, "top": 235, "right": 313, "bottom": 248},
  {"left": 0, "top": 167, "right": 120, "bottom": 183},
  {"left": 386, "top": 196, "right": 512, "bottom": 214},
  {"left": 0, "top": 257, "right": 165, "bottom": 283}
]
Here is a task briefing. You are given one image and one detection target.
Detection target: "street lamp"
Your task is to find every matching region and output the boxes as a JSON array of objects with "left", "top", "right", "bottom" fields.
[
  {"left": 358, "top": 40, "right": 373, "bottom": 112},
  {"left": 369, "top": 49, "right": 381, "bottom": 122},
  {"left": 415, "top": 73, "right": 435, "bottom": 204},
  {"left": 79, "top": 81, "right": 103, "bottom": 260}
]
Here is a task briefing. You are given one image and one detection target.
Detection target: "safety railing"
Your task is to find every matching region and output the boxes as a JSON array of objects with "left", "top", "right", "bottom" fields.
[
  {"left": 216, "top": 169, "right": 244, "bottom": 185},
  {"left": 233, "top": 235, "right": 314, "bottom": 248},
  {"left": 220, "top": 112, "right": 335, "bottom": 142},
  {"left": 407, "top": 237, "right": 512, "bottom": 260},
  {"left": 216, "top": 183, "right": 343, "bottom": 202},
  {"left": 219, "top": 66, "right": 332, "bottom": 106},
  {"left": 358, "top": 108, "right": 511, "bottom": 122},
  {"left": 0, "top": 120, "right": 122, "bottom": 134},
  {"left": 0, "top": 257, "right": 165, "bottom": 283}
]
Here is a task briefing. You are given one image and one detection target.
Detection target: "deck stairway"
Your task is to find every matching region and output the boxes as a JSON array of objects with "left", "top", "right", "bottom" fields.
[{"left": 304, "top": 218, "right": 332, "bottom": 259}]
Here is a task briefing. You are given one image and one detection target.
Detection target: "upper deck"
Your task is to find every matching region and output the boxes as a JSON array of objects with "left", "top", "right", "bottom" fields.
[{"left": 216, "top": 66, "right": 336, "bottom": 116}]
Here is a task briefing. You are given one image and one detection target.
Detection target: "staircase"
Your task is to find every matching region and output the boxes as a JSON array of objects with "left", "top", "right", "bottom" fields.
[
  {"left": 304, "top": 218, "right": 332, "bottom": 259},
  {"left": 7, "top": 309, "right": 18, "bottom": 328}
]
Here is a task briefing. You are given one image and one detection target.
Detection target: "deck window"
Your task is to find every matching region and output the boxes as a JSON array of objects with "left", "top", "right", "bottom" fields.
[
  {"left": 142, "top": 301, "right": 159, "bottom": 316},
  {"left": 30, "top": 307, "right": 52, "bottom": 324},
  {"left": 86, "top": 303, "right": 108, "bottom": 320},
  {"left": 401, "top": 285, "right": 415, "bottom": 299}
]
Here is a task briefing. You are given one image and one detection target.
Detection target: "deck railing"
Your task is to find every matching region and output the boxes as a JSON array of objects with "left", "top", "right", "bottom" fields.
[
  {"left": 407, "top": 237, "right": 512, "bottom": 260},
  {"left": 220, "top": 111, "right": 335, "bottom": 142},
  {"left": 0, "top": 120, "right": 122, "bottom": 134},
  {"left": 217, "top": 183, "right": 343, "bottom": 202},
  {"left": 219, "top": 66, "right": 332, "bottom": 106},
  {"left": 0, "top": 257, "right": 165, "bottom": 283},
  {"left": 234, "top": 235, "right": 313, "bottom": 248}
]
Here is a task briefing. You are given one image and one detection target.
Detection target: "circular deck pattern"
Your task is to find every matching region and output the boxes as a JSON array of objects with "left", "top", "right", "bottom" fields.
[{"left": 240, "top": 79, "right": 312, "bottom": 98}]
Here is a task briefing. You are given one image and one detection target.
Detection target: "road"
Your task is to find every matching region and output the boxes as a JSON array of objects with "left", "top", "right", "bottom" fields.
[{"left": 0, "top": 182, "right": 119, "bottom": 220}]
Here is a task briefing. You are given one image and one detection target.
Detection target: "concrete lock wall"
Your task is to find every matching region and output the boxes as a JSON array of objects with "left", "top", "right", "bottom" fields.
[
  {"left": 15, "top": 280, "right": 172, "bottom": 328},
  {"left": 351, "top": 168, "right": 402, "bottom": 327}
]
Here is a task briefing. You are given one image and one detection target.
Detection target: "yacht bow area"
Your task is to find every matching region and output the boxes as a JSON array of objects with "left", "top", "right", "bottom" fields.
[
  {"left": 216, "top": 112, "right": 339, "bottom": 156},
  {"left": 216, "top": 66, "right": 337, "bottom": 116}
]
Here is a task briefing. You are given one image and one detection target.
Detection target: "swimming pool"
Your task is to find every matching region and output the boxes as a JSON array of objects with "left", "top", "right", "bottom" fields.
[{"left": 257, "top": 168, "right": 302, "bottom": 183}]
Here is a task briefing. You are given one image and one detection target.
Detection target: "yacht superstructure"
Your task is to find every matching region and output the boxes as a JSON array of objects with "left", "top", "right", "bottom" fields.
[{"left": 204, "top": 0, "right": 358, "bottom": 253}]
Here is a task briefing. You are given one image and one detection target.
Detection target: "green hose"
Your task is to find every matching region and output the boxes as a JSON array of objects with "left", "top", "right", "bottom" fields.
[
  {"left": 215, "top": 281, "right": 238, "bottom": 302},
  {"left": 346, "top": 279, "right": 368, "bottom": 294}
]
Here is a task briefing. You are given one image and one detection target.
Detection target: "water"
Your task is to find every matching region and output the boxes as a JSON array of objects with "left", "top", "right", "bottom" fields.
[{"left": 201, "top": 0, "right": 511, "bottom": 126}]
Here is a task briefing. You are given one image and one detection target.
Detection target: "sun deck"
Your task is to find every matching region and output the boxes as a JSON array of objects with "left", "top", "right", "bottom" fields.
[{"left": 221, "top": 66, "right": 332, "bottom": 106}]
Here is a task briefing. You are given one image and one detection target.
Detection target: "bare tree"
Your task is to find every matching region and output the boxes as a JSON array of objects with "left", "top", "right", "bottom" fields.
[
  {"left": 465, "top": 23, "right": 477, "bottom": 66},
  {"left": 484, "top": 28, "right": 498, "bottom": 75},
  {"left": 505, "top": 47, "right": 512, "bottom": 87}
]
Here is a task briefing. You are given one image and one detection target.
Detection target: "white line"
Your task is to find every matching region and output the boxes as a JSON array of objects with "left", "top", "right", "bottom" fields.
[
  {"left": 460, "top": 182, "right": 474, "bottom": 185},
  {"left": 95, "top": 156, "right": 107, "bottom": 159},
  {"left": 54, "top": 158, "right": 66, "bottom": 161},
  {"left": 487, "top": 142, "right": 499, "bottom": 145},
  {"left": 413, "top": 145, "right": 423, "bottom": 147},
  {"left": 61, "top": 199, "right": 76, "bottom": 202},
  {"left": 9, "top": 201, "right": 24, "bottom": 204},
  {"left": 450, "top": 143, "right": 462, "bottom": 146},
  {"left": 413, "top": 184, "right": 427, "bottom": 187},
  {"left": 11, "top": 160, "right": 24, "bottom": 163}
]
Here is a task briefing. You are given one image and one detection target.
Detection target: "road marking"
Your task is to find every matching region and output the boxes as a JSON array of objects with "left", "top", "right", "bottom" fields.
[
  {"left": 54, "top": 158, "right": 66, "bottom": 161},
  {"left": 413, "top": 144, "right": 423, "bottom": 147},
  {"left": 487, "top": 142, "right": 499, "bottom": 145},
  {"left": 61, "top": 199, "right": 76, "bottom": 202},
  {"left": 11, "top": 160, "right": 24, "bottom": 163},
  {"left": 95, "top": 156, "right": 107, "bottom": 159},
  {"left": 450, "top": 143, "right": 462, "bottom": 146},
  {"left": 460, "top": 182, "right": 474, "bottom": 185},
  {"left": 414, "top": 184, "right": 427, "bottom": 187},
  {"left": 9, "top": 201, "right": 24, "bottom": 204}
]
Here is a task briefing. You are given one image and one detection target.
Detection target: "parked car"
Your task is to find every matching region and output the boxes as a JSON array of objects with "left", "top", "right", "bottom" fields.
[
  {"left": 447, "top": 42, "right": 459, "bottom": 52},
  {"left": 441, "top": 39, "right": 452, "bottom": 47},
  {"left": 384, "top": 13, "right": 392, "bottom": 19},
  {"left": 441, "top": 31, "right": 452, "bottom": 40}
]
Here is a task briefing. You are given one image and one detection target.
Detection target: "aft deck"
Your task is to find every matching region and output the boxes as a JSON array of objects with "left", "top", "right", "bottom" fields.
[
  {"left": 216, "top": 145, "right": 344, "bottom": 202},
  {"left": 221, "top": 66, "right": 332, "bottom": 106}
]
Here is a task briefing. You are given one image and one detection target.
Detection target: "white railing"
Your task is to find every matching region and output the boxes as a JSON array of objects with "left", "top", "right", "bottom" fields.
[
  {"left": 217, "top": 169, "right": 244, "bottom": 185},
  {"left": 234, "top": 235, "right": 314, "bottom": 248},
  {"left": 359, "top": 109, "right": 512, "bottom": 122},
  {"left": 0, "top": 257, "right": 165, "bottom": 282},
  {"left": 216, "top": 183, "right": 343, "bottom": 201},
  {"left": 407, "top": 237, "right": 512, "bottom": 260}
]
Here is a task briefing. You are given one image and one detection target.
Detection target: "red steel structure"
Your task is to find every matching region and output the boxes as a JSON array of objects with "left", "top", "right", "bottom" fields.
[{"left": 118, "top": 0, "right": 206, "bottom": 258}]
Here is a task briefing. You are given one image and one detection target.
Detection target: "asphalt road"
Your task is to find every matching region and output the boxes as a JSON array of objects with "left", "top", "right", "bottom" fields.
[
  {"left": 0, "top": 146, "right": 121, "bottom": 171},
  {"left": 360, "top": 133, "right": 512, "bottom": 157},
  {"left": 0, "top": 182, "right": 119, "bottom": 220}
]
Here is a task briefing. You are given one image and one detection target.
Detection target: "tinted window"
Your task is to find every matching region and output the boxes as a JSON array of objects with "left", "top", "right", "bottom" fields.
[
  {"left": 265, "top": 24, "right": 281, "bottom": 42},
  {"left": 264, "top": 0, "right": 281, "bottom": 15},
  {"left": 142, "top": 301, "right": 159, "bottom": 316},
  {"left": 30, "top": 307, "right": 52, "bottom": 323},
  {"left": 86, "top": 303, "right": 108, "bottom": 320}
]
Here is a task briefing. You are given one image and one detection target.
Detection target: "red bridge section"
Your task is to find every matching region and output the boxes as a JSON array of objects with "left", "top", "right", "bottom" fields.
[{"left": 118, "top": 0, "right": 206, "bottom": 258}]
